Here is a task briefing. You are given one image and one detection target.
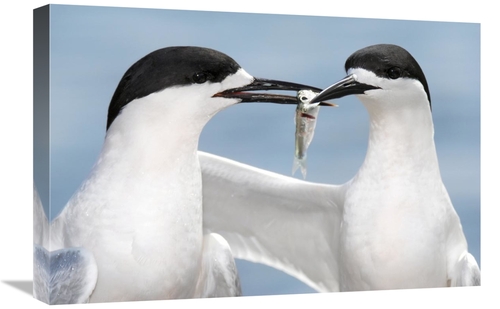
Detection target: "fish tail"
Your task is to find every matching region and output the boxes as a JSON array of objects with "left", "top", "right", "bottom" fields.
[{"left": 292, "top": 156, "right": 307, "bottom": 179}]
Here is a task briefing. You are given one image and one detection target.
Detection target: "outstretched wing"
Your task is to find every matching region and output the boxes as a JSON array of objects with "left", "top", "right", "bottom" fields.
[{"left": 200, "top": 151, "right": 345, "bottom": 292}]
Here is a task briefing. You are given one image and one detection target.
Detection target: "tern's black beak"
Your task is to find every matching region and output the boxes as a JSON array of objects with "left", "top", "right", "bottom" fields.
[
  {"left": 310, "top": 74, "right": 380, "bottom": 103},
  {"left": 213, "top": 77, "right": 335, "bottom": 106}
]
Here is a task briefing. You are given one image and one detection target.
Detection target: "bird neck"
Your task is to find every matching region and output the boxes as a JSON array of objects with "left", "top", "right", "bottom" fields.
[
  {"left": 100, "top": 89, "right": 213, "bottom": 174},
  {"left": 358, "top": 100, "right": 441, "bottom": 180}
]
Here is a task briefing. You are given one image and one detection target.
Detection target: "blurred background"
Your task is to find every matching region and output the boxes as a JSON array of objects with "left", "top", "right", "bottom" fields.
[{"left": 33, "top": 4, "right": 480, "bottom": 296}]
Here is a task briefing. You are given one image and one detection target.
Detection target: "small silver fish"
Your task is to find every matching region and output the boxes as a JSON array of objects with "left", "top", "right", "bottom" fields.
[{"left": 292, "top": 90, "right": 321, "bottom": 179}]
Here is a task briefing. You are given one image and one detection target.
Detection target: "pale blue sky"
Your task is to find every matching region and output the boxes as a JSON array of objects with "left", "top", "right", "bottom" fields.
[{"left": 34, "top": 4, "right": 480, "bottom": 296}]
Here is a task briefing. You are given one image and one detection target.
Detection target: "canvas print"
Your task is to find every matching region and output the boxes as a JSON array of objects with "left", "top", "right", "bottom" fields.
[{"left": 33, "top": 4, "right": 480, "bottom": 304}]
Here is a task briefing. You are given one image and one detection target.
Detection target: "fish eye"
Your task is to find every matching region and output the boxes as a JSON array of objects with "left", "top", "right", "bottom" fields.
[{"left": 387, "top": 67, "right": 402, "bottom": 79}]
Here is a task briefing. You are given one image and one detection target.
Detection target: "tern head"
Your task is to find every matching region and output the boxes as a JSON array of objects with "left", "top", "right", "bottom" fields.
[
  {"left": 311, "top": 44, "right": 431, "bottom": 112},
  {"left": 106, "top": 46, "right": 323, "bottom": 131}
]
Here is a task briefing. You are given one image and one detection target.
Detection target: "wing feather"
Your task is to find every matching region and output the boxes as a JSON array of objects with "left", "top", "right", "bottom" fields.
[{"left": 200, "top": 151, "right": 345, "bottom": 292}]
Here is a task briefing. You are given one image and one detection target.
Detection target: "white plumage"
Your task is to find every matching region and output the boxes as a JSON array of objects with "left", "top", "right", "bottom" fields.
[
  {"left": 201, "top": 44, "right": 480, "bottom": 292},
  {"left": 33, "top": 46, "right": 323, "bottom": 303}
]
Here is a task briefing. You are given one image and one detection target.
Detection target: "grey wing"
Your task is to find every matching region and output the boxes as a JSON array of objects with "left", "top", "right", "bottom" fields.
[
  {"left": 199, "top": 151, "right": 345, "bottom": 292},
  {"left": 34, "top": 245, "right": 98, "bottom": 304},
  {"left": 196, "top": 233, "right": 242, "bottom": 297},
  {"left": 33, "top": 184, "right": 97, "bottom": 304}
]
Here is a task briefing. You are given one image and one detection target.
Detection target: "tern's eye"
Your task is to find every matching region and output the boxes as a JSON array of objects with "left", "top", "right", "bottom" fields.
[
  {"left": 192, "top": 72, "right": 215, "bottom": 84},
  {"left": 192, "top": 72, "right": 208, "bottom": 84},
  {"left": 387, "top": 67, "right": 402, "bottom": 79}
]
